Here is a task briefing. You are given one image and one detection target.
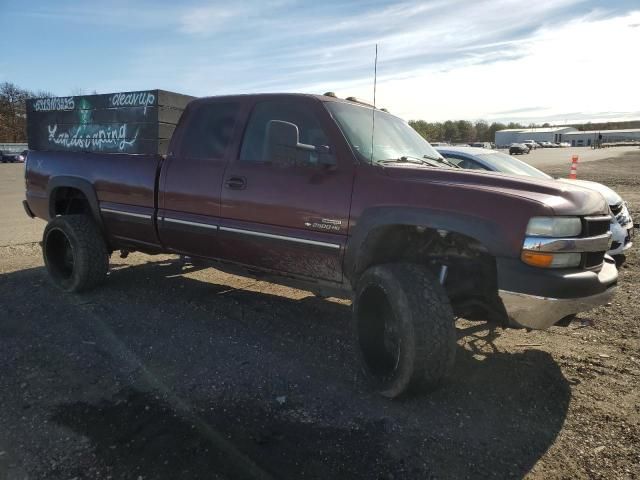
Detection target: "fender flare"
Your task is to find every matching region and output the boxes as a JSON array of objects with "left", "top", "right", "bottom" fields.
[
  {"left": 344, "top": 207, "right": 510, "bottom": 282},
  {"left": 46, "top": 176, "right": 103, "bottom": 229}
]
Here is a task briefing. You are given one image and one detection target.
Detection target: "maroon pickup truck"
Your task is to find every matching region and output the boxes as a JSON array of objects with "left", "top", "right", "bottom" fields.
[{"left": 24, "top": 92, "right": 618, "bottom": 397}]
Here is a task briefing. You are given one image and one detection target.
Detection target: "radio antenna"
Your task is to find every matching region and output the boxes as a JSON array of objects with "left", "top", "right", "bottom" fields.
[{"left": 370, "top": 43, "right": 378, "bottom": 165}]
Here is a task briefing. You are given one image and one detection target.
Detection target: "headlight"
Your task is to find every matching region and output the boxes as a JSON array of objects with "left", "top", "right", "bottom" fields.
[{"left": 526, "top": 217, "right": 581, "bottom": 237}]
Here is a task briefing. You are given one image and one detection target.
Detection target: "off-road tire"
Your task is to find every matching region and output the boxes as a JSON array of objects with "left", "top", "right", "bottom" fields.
[
  {"left": 353, "top": 263, "right": 456, "bottom": 398},
  {"left": 43, "top": 215, "right": 109, "bottom": 293}
]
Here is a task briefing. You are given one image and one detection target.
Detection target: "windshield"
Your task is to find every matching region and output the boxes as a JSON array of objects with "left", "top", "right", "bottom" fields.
[
  {"left": 325, "top": 101, "right": 443, "bottom": 164},
  {"left": 477, "top": 151, "right": 552, "bottom": 179}
]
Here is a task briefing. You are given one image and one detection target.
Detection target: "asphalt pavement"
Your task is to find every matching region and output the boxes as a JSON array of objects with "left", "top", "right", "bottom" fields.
[{"left": 0, "top": 163, "right": 44, "bottom": 247}]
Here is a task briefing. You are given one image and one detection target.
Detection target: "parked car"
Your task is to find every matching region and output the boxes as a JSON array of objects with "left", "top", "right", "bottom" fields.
[
  {"left": 509, "top": 143, "right": 530, "bottom": 155},
  {"left": 539, "top": 141, "right": 555, "bottom": 148},
  {"left": 469, "top": 142, "right": 491, "bottom": 149},
  {"left": 24, "top": 91, "right": 618, "bottom": 398},
  {"left": 521, "top": 140, "right": 539, "bottom": 150},
  {"left": 558, "top": 142, "right": 571, "bottom": 147},
  {"left": 0, "top": 150, "right": 26, "bottom": 163},
  {"left": 436, "top": 146, "right": 634, "bottom": 264}
]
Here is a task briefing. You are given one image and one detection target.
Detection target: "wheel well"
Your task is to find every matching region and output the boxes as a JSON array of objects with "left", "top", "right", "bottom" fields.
[
  {"left": 50, "top": 187, "right": 92, "bottom": 217},
  {"left": 352, "top": 225, "right": 506, "bottom": 323}
]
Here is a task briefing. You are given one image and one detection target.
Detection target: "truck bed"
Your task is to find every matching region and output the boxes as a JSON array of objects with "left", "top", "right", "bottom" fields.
[{"left": 25, "top": 150, "right": 162, "bottom": 248}]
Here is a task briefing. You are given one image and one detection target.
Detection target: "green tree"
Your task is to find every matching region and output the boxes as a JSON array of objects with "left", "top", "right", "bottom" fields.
[
  {"left": 474, "top": 121, "right": 489, "bottom": 142},
  {"left": 409, "top": 120, "right": 429, "bottom": 139},
  {"left": 488, "top": 122, "right": 507, "bottom": 144},
  {"left": 427, "top": 122, "right": 444, "bottom": 141},
  {"left": 443, "top": 120, "right": 459, "bottom": 143},
  {"left": 456, "top": 120, "right": 474, "bottom": 143}
]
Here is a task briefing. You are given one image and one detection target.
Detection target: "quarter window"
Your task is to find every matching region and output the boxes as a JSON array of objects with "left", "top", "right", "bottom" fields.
[{"left": 180, "top": 102, "right": 241, "bottom": 158}]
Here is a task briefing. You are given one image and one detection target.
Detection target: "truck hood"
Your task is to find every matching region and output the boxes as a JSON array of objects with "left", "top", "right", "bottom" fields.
[
  {"left": 555, "top": 178, "right": 622, "bottom": 206},
  {"left": 383, "top": 166, "right": 609, "bottom": 216}
]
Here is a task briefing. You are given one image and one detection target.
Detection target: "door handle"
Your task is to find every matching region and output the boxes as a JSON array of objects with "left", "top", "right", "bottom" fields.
[{"left": 225, "top": 176, "right": 246, "bottom": 190}]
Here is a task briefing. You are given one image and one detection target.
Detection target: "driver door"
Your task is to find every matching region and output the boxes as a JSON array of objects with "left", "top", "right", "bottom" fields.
[{"left": 218, "top": 97, "right": 355, "bottom": 282}]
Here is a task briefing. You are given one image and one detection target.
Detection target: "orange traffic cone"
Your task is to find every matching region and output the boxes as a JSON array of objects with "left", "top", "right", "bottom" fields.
[{"left": 568, "top": 155, "right": 579, "bottom": 179}]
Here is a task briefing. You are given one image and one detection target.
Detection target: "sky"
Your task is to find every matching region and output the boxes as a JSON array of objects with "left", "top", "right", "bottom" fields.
[{"left": 1, "top": 0, "right": 639, "bottom": 124}]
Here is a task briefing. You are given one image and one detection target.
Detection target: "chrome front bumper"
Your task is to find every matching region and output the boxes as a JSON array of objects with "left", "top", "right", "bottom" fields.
[{"left": 499, "top": 259, "right": 618, "bottom": 330}]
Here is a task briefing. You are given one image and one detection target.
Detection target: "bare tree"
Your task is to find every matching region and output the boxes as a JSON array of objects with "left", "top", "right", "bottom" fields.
[{"left": 0, "top": 82, "right": 55, "bottom": 143}]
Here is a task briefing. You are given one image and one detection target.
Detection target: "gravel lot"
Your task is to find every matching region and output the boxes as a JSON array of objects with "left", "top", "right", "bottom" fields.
[{"left": 0, "top": 149, "right": 638, "bottom": 479}]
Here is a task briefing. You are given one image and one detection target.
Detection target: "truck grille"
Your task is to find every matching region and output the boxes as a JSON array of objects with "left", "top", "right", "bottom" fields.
[
  {"left": 581, "top": 215, "right": 611, "bottom": 269},
  {"left": 583, "top": 216, "right": 610, "bottom": 237},
  {"left": 584, "top": 251, "right": 606, "bottom": 269}
]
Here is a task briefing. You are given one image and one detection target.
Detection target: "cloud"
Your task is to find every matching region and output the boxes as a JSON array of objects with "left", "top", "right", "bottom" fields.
[
  {"left": 10, "top": 1, "right": 181, "bottom": 29},
  {"left": 7, "top": 0, "right": 640, "bottom": 124},
  {"left": 488, "top": 110, "right": 640, "bottom": 125},
  {"left": 178, "top": 4, "right": 255, "bottom": 35},
  {"left": 493, "top": 107, "right": 549, "bottom": 115},
  {"left": 361, "top": 9, "right": 640, "bottom": 122},
  {"left": 145, "top": 0, "right": 591, "bottom": 96}
]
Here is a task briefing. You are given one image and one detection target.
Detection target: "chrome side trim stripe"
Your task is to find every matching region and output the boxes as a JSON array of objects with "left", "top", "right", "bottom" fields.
[
  {"left": 162, "top": 217, "right": 218, "bottom": 230},
  {"left": 101, "top": 208, "right": 151, "bottom": 220},
  {"left": 220, "top": 226, "right": 341, "bottom": 249}
]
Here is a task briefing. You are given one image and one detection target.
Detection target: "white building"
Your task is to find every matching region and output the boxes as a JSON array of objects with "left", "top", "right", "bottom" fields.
[
  {"left": 562, "top": 128, "right": 640, "bottom": 146},
  {"left": 495, "top": 127, "right": 577, "bottom": 147},
  {"left": 0, "top": 143, "right": 28, "bottom": 153}
]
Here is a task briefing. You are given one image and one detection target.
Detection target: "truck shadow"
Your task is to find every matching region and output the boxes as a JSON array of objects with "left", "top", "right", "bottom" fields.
[{"left": 1, "top": 258, "right": 571, "bottom": 479}]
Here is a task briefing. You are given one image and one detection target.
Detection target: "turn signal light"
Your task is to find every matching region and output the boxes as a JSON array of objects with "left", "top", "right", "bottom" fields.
[
  {"left": 521, "top": 251, "right": 554, "bottom": 267},
  {"left": 521, "top": 251, "right": 582, "bottom": 268}
]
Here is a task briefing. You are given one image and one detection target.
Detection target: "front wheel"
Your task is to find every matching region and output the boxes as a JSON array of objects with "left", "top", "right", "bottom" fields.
[
  {"left": 353, "top": 264, "right": 456, "bottom": 398},
  {"left": 43, "top": 215, "right": 109, "bottom": 293}
]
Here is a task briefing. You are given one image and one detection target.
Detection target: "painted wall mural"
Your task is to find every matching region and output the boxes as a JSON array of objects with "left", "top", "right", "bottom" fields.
[
  {"left": 26, "top": 90, "right": 194, "bottom": 155},
  {"left": 47, "top": 124, "right": 139, "bottom": 152},
  {"left": 109, "top": 91, "right": 156, "bottom": 114},
  {"left": 33, "top": 97, "right": 75, "bottom": 112}
]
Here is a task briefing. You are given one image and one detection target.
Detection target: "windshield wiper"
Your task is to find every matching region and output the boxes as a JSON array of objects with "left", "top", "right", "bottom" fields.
[
  {"left": 378, "top": 154, "right": 456, "bottom": 169},
  {"left": 401, "top": 155, "right": 433, "bottom": 165},
  {"left": 378, "top": 156, "right": 435, "bottom": 167},
  {"left": 405, "top": 155, "right": 454, "bottom": 168},
  {"left": 422, "top": 154, "right": 459, "bottom": 168}
]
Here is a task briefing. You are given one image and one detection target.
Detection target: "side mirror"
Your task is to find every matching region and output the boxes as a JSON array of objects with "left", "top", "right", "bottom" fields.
[
  {"left": 263, "top": 120, "right": 299, "bottom": 165},
  {"left": 263, "top": 120, "right": 333, "bottom": 166}
]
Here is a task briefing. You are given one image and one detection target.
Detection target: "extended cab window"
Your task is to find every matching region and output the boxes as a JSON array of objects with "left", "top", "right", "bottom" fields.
[
  {"left": 180, "top": 102, "right": 240, "bottom": 158},
  {"left": 239, "top": 100, "right": 333, "bottom": 164}
]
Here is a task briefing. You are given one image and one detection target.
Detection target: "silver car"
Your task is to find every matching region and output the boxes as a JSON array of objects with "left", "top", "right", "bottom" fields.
[{"left": 436, "top": 146, "right": 634, "bottom": 264}]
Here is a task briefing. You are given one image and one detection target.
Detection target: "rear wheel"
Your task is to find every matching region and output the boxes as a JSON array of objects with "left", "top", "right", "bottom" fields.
[
  {"left": 353, "top": 264, "right": 456, "bottom": 398},
  {"left": 43, "top": 215, "right": 109, "bottom": 292}
]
